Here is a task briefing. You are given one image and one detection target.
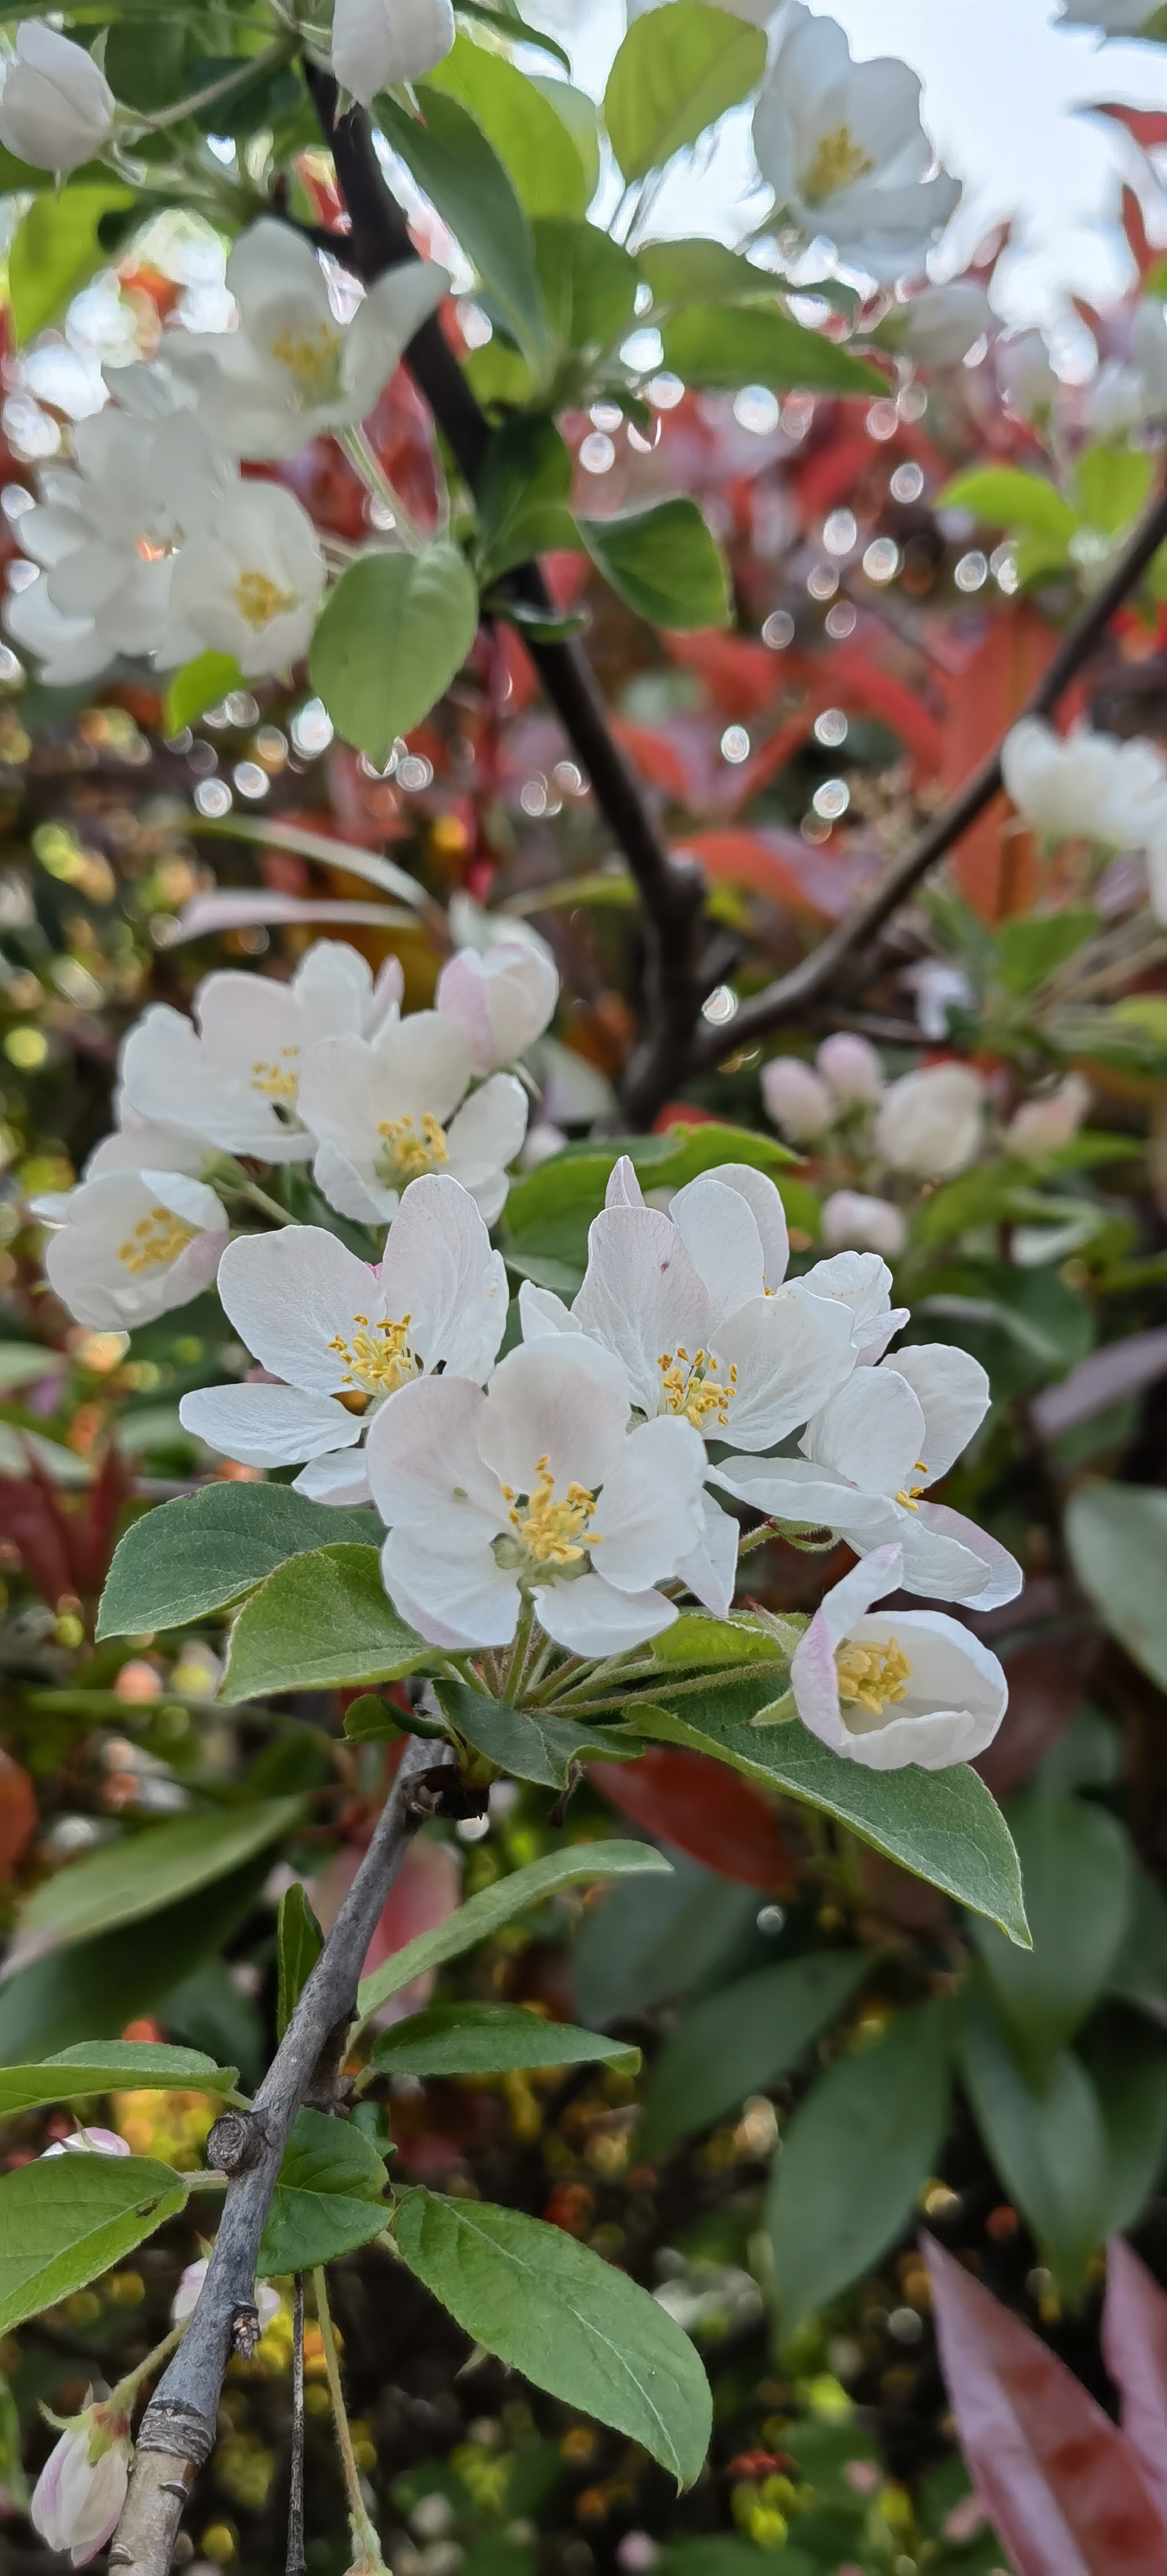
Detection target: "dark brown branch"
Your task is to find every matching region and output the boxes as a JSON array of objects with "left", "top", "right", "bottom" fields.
[
  {"left": 302, "top": 67, "right": 713, "bottom": 1127},
  {"left": 108, "top": 1735, "right": 447, "bottom": 2576},
  {"left": 695, "top": 475, "right": 1167, "bottom": 1067}
]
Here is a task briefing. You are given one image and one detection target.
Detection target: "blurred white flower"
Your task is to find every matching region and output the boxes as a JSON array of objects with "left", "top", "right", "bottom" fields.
[
  {"left": 821, "top": 1189, "right": 907, "bottom": 1258},
  {"left": 298, "top": 1014, "right": 528, "bottom": 1228},
  {"left": 761, "top": 1054, "right": 835, "bottom": 1142},
  {"left": 436, "top": 940, "right": 559, "bottom": 1075},
  {"left": 883, "top": 280, "right": 994, "bottom": 368},
  {"left": 1088, "top": 299, "right": 1167, "bottom": 439},
  {"left": 782, "top": 1542, "right": 1007, "bottom": 1770},
  {"left": 169, "top": 219, "right": 448, "bottom": 462},
  {"left": 31, "top": 2406, "right": 131, "bottom": 2569},
  {"left": 1002, "top": 715, "right": 1167, "bottom": 852},
  {"left": 165, "top": 480, "right": 325, "bottom": 679},
  {"left": 900, "top": 959, "right": 973, "bottom": 1041},
  {"left": 996, "top": 328, "right": 1058, "bottom": 420},
  {"left": 816, "top": 1031, "right": 885, "bottom": 1107},
  {"left": 172, "top": 2258, "right": 281, "bottom": 2329},
  {"left": 36, "top": 1170, "right": 229, "bottom": 1330},
  {"left": 332, "top": 0, "right": 456, "bottom": 104},
  {"left": 0, "top": 23, "right": 114, "bottom": 174},
  {"left": 753, "top": 4, "right": 960, "bottom": 282},
  {"left": 875, "top": 1062, "right": 985, "bottom": 1179},
  {"left": 1005, "top": 1074, "right": 1091, "bottom": 1163}
]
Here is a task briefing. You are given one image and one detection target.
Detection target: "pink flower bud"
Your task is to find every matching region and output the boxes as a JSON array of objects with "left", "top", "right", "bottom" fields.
[
  {"left": 760, "top": 1055, "right": 834, "bottom": 1144},
  {"left": 816, "top": 1032, "right": 884, "bottom": 1107},
  {"left": 31, "top": 2408, "right": 131, "bottom": 2567},
  {"left": 874, "top": 1062, "right": 985, "bottom": 1179},
  {"left": 172, "top": 2257, "right": 281, "bottom": 2330},
  {"left": 822, "top": 1191, "right": 907, "bottom": 1259},
  {"left": 1005, "top": 1074, "right": 1090, "bottom": 1164},
  {"left": 436, "top": 940, "right": 559, "bottom": 1075},
  {"left": 41, "top": 2128, "right": 130, "bottom": 2160}
]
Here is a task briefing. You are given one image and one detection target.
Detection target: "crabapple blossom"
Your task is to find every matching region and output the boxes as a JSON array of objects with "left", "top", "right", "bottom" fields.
[
  {"left": 40, "top": 2128, "right": 130, "bottom": 2158},
  {"left": 761, "top": 1055, "right": 834, "bottom": 1143},
  {"left": 996, "top": 329, "right": 1058, "bottom": 421},
  {"left": 331, "top": 0, "right": 456, "bottom": 104},
  {"left": 1005, "top": 1074, "right": 1091, "bottom": 1163},
  {"left": 366, "top": 1337, "right": 707, "bottom": 1655},
  {"left": 776, "top": 1543, "right": 1008, "bottom": 1770},
  {"left": 883, "top": 280, "right": 995, "bottom": 368},
  {"left": 31, "top": 2404, "right": 131, "bottom": 2568},
  {"left": 298, "top": 1013, "right": 528, "bottom": 1228},
  {"left": 172, "top": 2259, "right": 281, "bottom": 2328},
  {"left": 816, "top": 1031, "right": 885, "bottom": 1108},
  {"left": 712, "top": 1343, "right": 1022, "bottom": 1609},
  {"left": 1088, "top": 297, "right": 1167, "bottom": 438},
  {"left": 37, "top": 1169, "right": 230, "bottom": 1331},
  {"left": 0, "top": 22, "right": 114, "bottom": 174},
  {"left": 165, "top": 480, "right": 325, "bottom": 680},
  {"left": 753, "top": 4, "right": 960, "bottom": 282},
  {"left": 874, "top": 1062, "right": 985, "bottom": 1179},
  {"left": 119, "top": 940, "right": 398, "bottom": 1164},
  {"left": 1002, "top": 716, "right": 1167, "bottom": 850},
  {"left": 167, "top": 220, "right": 449, "bottom": 463},
  {"left": 436, "top": 938, "right": 560, "bottom": 1076},
  {"left": 821, "top": 1190, "right": 907, "bottom": 1260},
  {"left": 180, "top": 1177, "right": 507, "bottom": 1501}
]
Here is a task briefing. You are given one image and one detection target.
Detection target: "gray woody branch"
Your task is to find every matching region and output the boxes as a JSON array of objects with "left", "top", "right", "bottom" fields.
[{"left": 108, "top": 1734, "right": 447, "bottom": 2576}]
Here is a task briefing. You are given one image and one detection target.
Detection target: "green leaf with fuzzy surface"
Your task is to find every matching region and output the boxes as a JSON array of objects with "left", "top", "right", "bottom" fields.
[
  {"left": 604, "top": 4, "right": 766, "bottom": 180},
  {"left": 372, "top": 2002, "right": 639, "bottom": 2079},
  {"left": 258, "top": 2109, "right": 389, "bottom": 2273},
  {"left": 277, "top": 1885, "right": 323, "bottom": 2045},
  {"left": 356, "top": 1841, "right": 671, "bottom": 2024},
  {"left": 0, "top": 2042, "right": 235, "bottom": 2117},
  {"left": 534, "top": 218, "right": 639, "bottom": 354},
  {"left": 475, "top": 414, "right": 576, "bottom": 588},
  {"left": 662, "top": 304, "right": 883, "bottom": 396},
  {"left": 394, "top": 2189, "right": 711, "bottom": 2483},
  {"left": 432, "top": 1679, "right": 642, "bottom": 1789},
  {"left": 0, "top": 2152, "right": 188, "bottom": 2334},
  {"left": 221, "top": 1545, "right": 431, "bottom": 1702},
  {"left": 97, "top": 1482, "right": 384, "bottom": 1637},
  {"left": 164, "top": 651, "right": 241, "bottom": 737},
  {"left": 19, "top": 1801, "right": 302, "bottom": 1948},
  {"left": 310, "top": 544, "right": 481, "bottom": 770}
]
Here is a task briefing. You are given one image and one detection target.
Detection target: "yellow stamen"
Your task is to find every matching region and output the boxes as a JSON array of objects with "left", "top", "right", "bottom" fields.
[
  {"left": 895, "top": 1462, "right": 929, "bottom": 1511},
  {"left": 118, "top": 1208, "right": 199, "bottom": 1275},
  {"left": 328, "top": 1311, "right": 417, "bottom": 1399},
  {"left": 234, "top": 569, "right": 299, "bottom": 631},
  {"left": 250, "top": 1044, "right": 299, "bottom": 1100},
  {"left": 269, "top": 321, "right": 344, "bottom": 402},
  {"left": 658, "top": 1346, "right": 737, "bottom": 1431},
  {"left": 835, "top": 1635, "right": 911, "bottom": 1718},
  {"left": 509, "top": 1454, "right": 599, "bottom": 1567},
  {"left": 802, "top": 123, "right": 875, "bottom": 204},
  {"left": 377, "top": 1113, "right": 450, "bottom": 1184}
]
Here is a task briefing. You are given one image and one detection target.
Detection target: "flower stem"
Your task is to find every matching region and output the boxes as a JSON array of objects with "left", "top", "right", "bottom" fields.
[
  {"left": 314, "top": 2267, "right": 387, "bottom": 2572},
  {"left": 236, "top": 1179, "right": 298, "bottom": 1228},
  {"left": 138, "top": 36, "right": 296, "bottom": 133},
  {"left": 502, "top": 1599, "right": 535, "bottom": 1704},
  {"left": 108, "top": 2319, "right": 187, "bottom": 2418},
  {"left": 341, "top": 426, "right": 428, "bottom": 553}
]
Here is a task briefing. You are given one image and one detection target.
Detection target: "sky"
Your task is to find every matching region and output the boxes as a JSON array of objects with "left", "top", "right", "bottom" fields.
[{"left": 537, "top": 0, "right": 1167, "bottom": 340}]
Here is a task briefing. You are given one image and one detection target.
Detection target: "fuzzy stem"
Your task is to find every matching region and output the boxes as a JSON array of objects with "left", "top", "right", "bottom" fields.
[{"left": 314, "top": 2268, "right": 386, "bottom": 2570}]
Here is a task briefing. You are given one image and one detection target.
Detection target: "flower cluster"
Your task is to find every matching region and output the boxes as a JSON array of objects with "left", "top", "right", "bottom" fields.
[
  {"left": 761, "top": 1038, "right": 992, "bottom": 1243},
  {"left": 1003, "top": 714, "right": 1167, "bottom": 921},
  {"left": 36, "top": 933, "right": 556, "bottom": 1331}
]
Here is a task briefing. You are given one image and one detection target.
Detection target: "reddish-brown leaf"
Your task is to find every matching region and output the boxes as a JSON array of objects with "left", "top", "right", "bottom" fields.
[
  {"left": 974, "top": 1631, "right": 1094, "bottom": 1799},
  {"left": 0, "top": 1473, "right": 74, "bottom": 1610},
  {"left": 922, "top": 2232, "right": 1167, "bottom": 2575},
  {"left": 589, "top": 1748, "right": 795, "bottom": 1892},
  {"left": 1102, "top": 2239, "right": 1167, "bottom": 2522},
  {"left": 0, "top": 1750, "right": 36, "bottom": 1875}
]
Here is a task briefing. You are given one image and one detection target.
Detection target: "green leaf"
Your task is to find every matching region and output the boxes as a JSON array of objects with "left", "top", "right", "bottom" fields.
[
  {"left": 357, "top": 1840, "right": 672, "bottom": 2023},
  {"left": 639, "top": 1953, "right": 868, "bottom": 2158},
  {"left": 765, "top": 2002, "right": 953, "bottom": 2339},
  {"left": 221, "top": 1545, "right": 430, "bottom": 1703},
  {"left": 648, "top": 1613, "right": 794, "bottom": 1673},
  {"left": 957, "top": 1985, "right": 1107, "bottom": 2297},
  {"left": 0, "top": 2151, "right": 188, "bottom": 2335},
  {"left": 966, "top": 1794, "right": 1132, "bottom": 2076},
  {"left": 630, "top": 1685, "right": 1029, "bottom": 1943},
  {"left": 1108, "top": 1862, "right": 1167, "bottom": 2024},
  {"left": 98, "top": 1482, "right": 384, "bottom": 1638},
  {"left": 638, "top": 239, "right": 787, "bottom": 309},
  {"left": 378, "top": 88, "right": 548, "bottom": 365},
  {"left": 936, "top": 466, "right": 1076, "bottom": 544},
  {"left": 0, "top": 2041, "right": 235, "bottom": 2117},
  {"left": 661, "top": 304, "right": 883, "bottom": 396},
  {"left": 8, "top": 184, "right": 135, "bottom": 344},
  {"left": 572, "top": 1853, "right": 758, "bottom": 2028},
  {"left": 604, "top": 3, "right": 766, "bottom": 180},
  {"left": 163, "top": 650, "right": 241, "bottom": 736},
  {"left": 394, "top": 2189, "right": 711, "bottom": 2484},
  {"left": 580, "top": 498, "right": 730, "bottom": 630},
  {"left": 0, "top": 1860, "right": 271, "bottom": 2064},
  {"left": 371, "top": 2001, "right": 639, "bottom": 2078},
  {"left": 533, "top": 217, "right": 639, "bottom": 353},
  {"left": 503, "top": 1123, "right": 794, "bottom": 1243},
  {"left": 994, "top": 908, "right": 1098, "bottom": 996},
  {"left": 432, "top": 1679, "right": 641, "bottom": 1789},
  {"left": 310, "top": 542, "right": 480, "bottom": 770},
  {"left": 343, "top": 1692, "right": 410, "bottom": 1745},
  {"left": 1073, "top": 441, "right": 1154, "bottom": 535},
  {"left": 428, "top": 35, "right": 589, "bottom": 219},
  {"left": 1065, "top": 1484, "right": 1167, "bottom": 1692},
  {"left": 457, "top": 1, "right": 573, "bottom": 74},
  {"left": 529, "top": 79, "right": 600, "bottom": 198},
  {"left": 277, "top": 1885, "right": 323, "bottom": 2045},
  {"left": 1084, "top": 2015, "right": 1167, "bottom": 2238},
  {"left": 20, "top": 1800, "right": 302, "bottom": 1949},
  {"left": 475, "top": 414, "right": 575, "bottom": 588},
  {"left": 257, "top": 2108, "right": 389, "bottom": 2273}
]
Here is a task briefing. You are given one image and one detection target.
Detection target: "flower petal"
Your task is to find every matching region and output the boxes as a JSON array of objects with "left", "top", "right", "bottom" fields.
[
  {"left": 719, "top": 1282, "right": 856, "bottom": 1448},
  {"left": 913, "top": 1503, "right": 1023, "bottom": 1609},
  {"left": 214, "top": 1225, "right": 380, "bottom": 1390},
  {"left": 533, "top": 1571, "right": 677, "bottom": 1655},
  {"left": 814, "top": 1543, "right": 905, "bottom": 1650},
  {"left": 518, "top": 1279, "right": 580, "bottom": 1340},
  {"left": 668, "top": 1174, "right": 768, "bottom": 1321},
  {"left": 382, "top": 1523, "right": 517, "bottom": 1650},
  {"left": 179, "top": 1382, "right": 360, "bottom": 1468},
  {"left": 605, "top": 1154, "right": 645, "bottom": 1210},
  {"left": 365, "top": 1374, "right": 501, "bottom": 1528},
  {"left": 890, "top": 1343, "right": 990, "bottom": 1484},
  {"left": 443, "top": 1070, "right": 528, "bottom": 1188},
  {"left": 294, "top": 1448, "right": 373, "bottom": 1506},
  {"left": 312, "top": 1140, "right": 394, "bottom": 1226},
  {"left": 574, "top": 1206, "right": 709, "bottom": 1419},
  {"left": 592, "top": 1413, "right": 705, "bottom": 1593},
  {"left": 477, "top": 1339, "right": 631, "bottom": 1497},
  {"left": 377, "top": 1171, "right": 507, "bottom": 1380},
  {"left": 802, "top": 1364, "right": 925, "bottom": 1494},
  {"left": 677, "top": 1489, "right": 741, "bottom": 1618}
]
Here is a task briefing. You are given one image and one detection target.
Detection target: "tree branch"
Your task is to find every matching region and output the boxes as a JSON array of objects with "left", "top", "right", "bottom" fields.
[
  {"left": 301, "top": 69, "right": 714, "bottom": 1128},
  {"left": 694, "top": 475, "right": 1167, "bottom": 1067},
  {"left": 107, "top": 1735, "right": 447, "bottom": 2576}
]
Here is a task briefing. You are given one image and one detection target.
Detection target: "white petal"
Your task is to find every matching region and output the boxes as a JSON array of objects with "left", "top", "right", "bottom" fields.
[
  {"left": 377, "top": 1172, "right": 506, "bottom": 1379},
  {"left": 574, "top": 1206, "right": 709, "bottom": 1419},
  {"left": 333, "top": 0, "right": 455, "bottom": 106},
  {"left": 444, "top": 1072, "right": 528, "bottom": 1188},
  {"left": 179, "top": 1382, "right": 358, "bottom": 1468},
  {"left": 677, "top": 1489, "right": 740, "bottom": 1618},
  {"left": 294, "top": 1449, "right": 373, "bottom": 1506},
  {"left": 518, "top": 1280, "right": 580, "bottom": 1340},
  {"left": 719, "top": 1283, "right": 856, "bottom": 1450},
  {"left": 803, "top": 1365, "right": 925, "bottom": 1496},
  {"left": 365, "top": 1373, "right": 501, "bottom": 1528},
  {"left": 605, "top": 1154, "right": 644, "bottom": 1209},
  {"left": 478, "top": 1340, "right": 630, "bottom": 1497},
  {"left": 815, "top": 1544, "right": 905, "bottom": 1651},
  {"left": 228, "top": 219, "right": 335, "bottom": 323},
  {"left": 382, "top": 1523, "right": 517, "bottom": 1649},
  {"left": 890, "top": 1344, "right": 990, "bottom": 1484},
  {"left": 312, "top": 1140, "right": 394, "bottom": 1226},
  {"left": 668, "top": 1174, "right": 767, "bottom": 1321},
  {"left": 592, "top": 1414, "right": 705, "bottom": 1592},
  {"left": 533, "top": 1572, "right": 677, "bottom": 1655},
  {"left": 912, "top": 1504, "right": 1023, "bottom": 1609},
  {"left": 214, "top": 1226, "right": 380, "bottom": 1390},
  {"left": 703, "top": 1162, "right": 790, "bottom": 1289},
  {"left": 293, "top": 938, "right": 373, "bottom": 1044}
]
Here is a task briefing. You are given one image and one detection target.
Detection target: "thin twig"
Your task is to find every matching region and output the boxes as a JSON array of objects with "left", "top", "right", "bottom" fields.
[
  {"left": 107, "top": 1735, "right": 448, "bottom": 2576},
  {"left": 286, "top": 2276, "right": 306, "bottom": 2576}
]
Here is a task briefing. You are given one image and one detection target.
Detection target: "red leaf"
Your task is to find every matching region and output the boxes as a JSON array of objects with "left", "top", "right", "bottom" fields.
[
  {"left": 0, "top": 1473, "right": 74, "bottom": 1609},
  {"left": 1102, "top": 2239, "right": 1167, "bottom": 2523},
  {"left": 679, "top": 826, "right": 830, "bottom": 913},
  {"left": 311, "top": 1830, "right": 461, "bottom": 2026},
  {"left": 1097, "top": 103, "right": 1167, "bottom": 152},
  {"left": 0, "top": 1750, "right": 36, "bottom": 1875},
  {"left": 922, "top": 2233, "right": 1167, "bottom": 2575},
  {"left": 589, "top": 1748, "right": 795, "bottom": 1892}
]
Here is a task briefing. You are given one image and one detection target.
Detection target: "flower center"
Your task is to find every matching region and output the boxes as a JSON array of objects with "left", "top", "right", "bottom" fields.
[
  {"left": 376, "top": 1113, "right": 450, "bottom": 1185},
  {"left": 234, "top": 569, "right": 299, "bottom": 631},
  {"left": 657, "top": 1346, "right": 736, "bottom": 1431},
  {"left": 803, "top": 123, "right": 875, "bottom": 204},
  {"left": 118, "top": 1208, "right": 199, "bottom": 1274},
  {"left": 503, "top": 1456, "right": 600, "bottom": 1570},
  {"left": 894, "top": 1461, "right": 928, "bottom": 1511},
  {"left": 269, "top": 321, "right": 345, "bottom": 405},
  {"left": 328, "top": 1311, "right": 418, "bottom": 1401},
  {"left": 835, "top": 1635, "right": 912, "bottom": 1718},
  {"left": 250, "top": 1045, "right": 299, "bottom": 1100}
]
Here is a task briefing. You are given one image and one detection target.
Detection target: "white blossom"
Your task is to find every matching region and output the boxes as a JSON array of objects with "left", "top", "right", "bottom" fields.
[
  {"left": 712, "top": 1342, "right": 1022, "bottom": 1609},
  {"left": 366, "top": 1337, "right": 707, "bottom": 1655},
  {"left": 816, "top": 1031, "right": 885, "bottom": 1107},
  {"left": 180, "top": 1178, "right": 507, "bottom": 1501},
  {"left": 165, "top": 479, "right": 326, "bottom": 680},
  {"left": 31, "top": 2406, "right": 131, "bottom": 2569},
  {"left": 40, "top": 2128, "right": 130, "bottom": 2159},
  {"left": 1005, "top": 1074, "right": 1091, "bottom": 1163},
  {"left": 0, "top": 23, "right": 114, "bottom": 174},
  {"left": 753, "top": 4, "right": 960, "bottom": 283},
  {"left": 821, "top": 1189, "right": 907, "bottom": 1259},
  {"left": 996, "top": 329, "right": 1058, "bottom": 421},
  {"left": 119, "top": 941, "right": 395, "bottom": 1165},
  {"left": 1002, "top": 715, "right": 1167, "bottom": 851},
  {"left": 761, "top": 1054, "right": 834, "bottom": 1143},
  {"left": 168, "top": 219, "right": 449, "bottom": 462},
  {"left": 780, "top": 1542, "right": 1007, "bottom": 1770},
  {"left": 172, "top": 2258, "right": 282, "bottom": 2329},
  {"left": 38, "top": 1169, "right": 229, "bottom": 1331},
  {"left": 332, "top": 0, "right": 456, "bottom": 105},
  {"left": 298, "top": 1013, "right": 528, "bottom": 1228},
  {"left": 874, "top": 1062, "right": 985, "bottom": 1179},
  {"left": 885, "top": 280, "right": 995, "bottom": 368},
  {"left": 1088, "top": 298, "right": 1167, "bottom": 438},
  {"left": 436, "top": 938, "right": 559, "bottom": 1076}
]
